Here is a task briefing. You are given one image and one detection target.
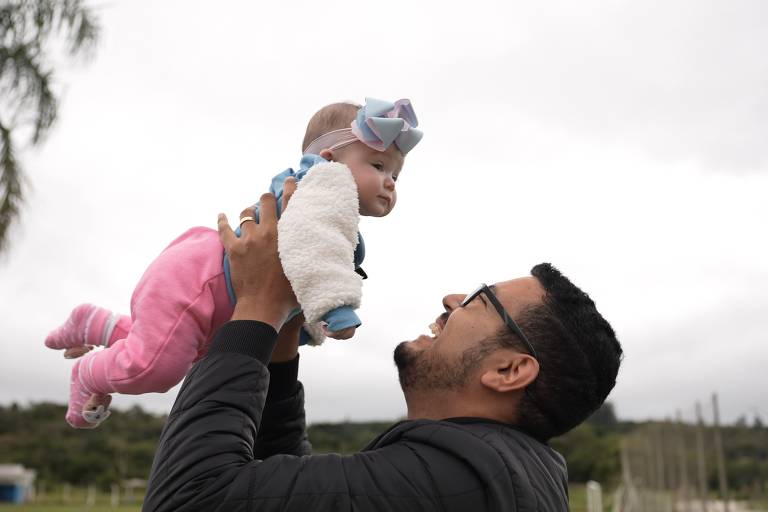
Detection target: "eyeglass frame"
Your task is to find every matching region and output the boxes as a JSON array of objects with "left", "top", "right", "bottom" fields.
[{"left": 461, "top": 283, "right": 539, "bottom": 360}]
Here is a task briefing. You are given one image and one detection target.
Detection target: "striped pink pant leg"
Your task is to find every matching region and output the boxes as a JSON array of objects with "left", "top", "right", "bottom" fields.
[{"left": 65, "top": 227, "right": 233, "bottom": 428}]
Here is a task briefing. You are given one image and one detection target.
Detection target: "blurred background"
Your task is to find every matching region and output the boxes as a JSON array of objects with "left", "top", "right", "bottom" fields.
[{"left": 1, "top": 0, "right": 766, "bottom": 510}]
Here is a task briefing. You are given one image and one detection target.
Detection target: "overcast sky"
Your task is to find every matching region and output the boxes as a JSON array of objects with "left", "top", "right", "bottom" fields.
[{"left": 1, "top": 0, "right": 766, "bottom": 427}]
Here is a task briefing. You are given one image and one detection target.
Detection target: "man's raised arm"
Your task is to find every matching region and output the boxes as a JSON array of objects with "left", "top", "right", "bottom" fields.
[
  {"left": 142, "top": 184, "right": 465, "bottom": 512},
  {"left": 143, "top": 187, "right": 305, "bottom": 510}
]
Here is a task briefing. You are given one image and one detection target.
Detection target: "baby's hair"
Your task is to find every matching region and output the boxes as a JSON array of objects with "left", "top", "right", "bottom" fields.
[{"left": 301, "top": 102, "right": 360, "bottom": 153}]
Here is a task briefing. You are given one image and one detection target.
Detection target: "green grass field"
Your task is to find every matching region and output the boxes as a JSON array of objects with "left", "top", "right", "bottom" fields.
[
  {"left": 0, "top": 486, "right": 601, "bottom": 512},
  {"left": 0, "top": 485, "right": 603, "bottom": 511},
  {"left": 0, "top": 506, "right": 139, "bottom": 512},
  {"left": 3, "top": 487, "right": 595, "bottom": 511},
  {"left": 0, "top": 486, "right": 143, "bottom": 512},
  {"left": 11, "top": 485, "right": 765, "bottom": 512}
]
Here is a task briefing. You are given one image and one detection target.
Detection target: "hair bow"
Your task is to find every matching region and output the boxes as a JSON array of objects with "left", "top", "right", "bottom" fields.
[{"left": 351, "top": 98, "right": 424, "bottom": 156}]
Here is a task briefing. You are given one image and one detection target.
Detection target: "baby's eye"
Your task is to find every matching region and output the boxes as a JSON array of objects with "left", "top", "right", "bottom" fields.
[
  {"left": 372, "top": 163, "right": 384, "bottom": 171},
  {"left": 393, "top": 174, "right": 399, "bottom": 182}
]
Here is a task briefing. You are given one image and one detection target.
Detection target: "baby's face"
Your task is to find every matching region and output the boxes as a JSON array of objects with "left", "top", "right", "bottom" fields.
[{"left": 333, "top": 143, "right": 404, "bottom": 217}]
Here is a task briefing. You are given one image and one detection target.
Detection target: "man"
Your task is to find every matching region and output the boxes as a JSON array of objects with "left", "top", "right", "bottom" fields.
[{"left": 143, "top": 184, "right": 623, "bottom": 511}]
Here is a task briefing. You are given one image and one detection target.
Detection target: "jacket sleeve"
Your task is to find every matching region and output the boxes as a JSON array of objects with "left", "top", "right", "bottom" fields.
[
  {"left": 253, "top": 357, "right": 312, "bottom": 459},
  {"left": 321, "top": 305, "right": 361, "bottom": 332},
  {"left": 142, "top": 320, "right": 278, "bottom": 512},
  {"left": 277, "top": 162, "right": 362, "bottom": 327},
  {"left": 141, "top": 322, "right": 473, "bottom": 512}
]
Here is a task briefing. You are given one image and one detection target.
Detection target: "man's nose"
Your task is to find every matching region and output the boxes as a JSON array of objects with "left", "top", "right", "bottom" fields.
[{"left": 442, "top": 293, "right": 465, "bottom": 313}]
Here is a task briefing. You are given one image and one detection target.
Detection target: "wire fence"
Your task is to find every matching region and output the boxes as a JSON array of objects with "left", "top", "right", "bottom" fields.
[{"left": 611, "top": 393, "right": 766, "bottom": 512}]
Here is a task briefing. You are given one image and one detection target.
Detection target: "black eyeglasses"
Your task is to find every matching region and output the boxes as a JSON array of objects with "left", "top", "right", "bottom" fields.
[{"left": 461, "top": 283, "right": 538, "bottom": 360}]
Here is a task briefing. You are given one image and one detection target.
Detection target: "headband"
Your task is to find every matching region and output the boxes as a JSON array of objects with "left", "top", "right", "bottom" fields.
[{"left": 303, "top": 97, "right": 423, "bottom": 157}]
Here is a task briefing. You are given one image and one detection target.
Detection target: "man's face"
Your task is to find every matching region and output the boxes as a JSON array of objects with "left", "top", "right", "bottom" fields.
[{"left": 394, "top": 277, "right": 545, "bottom": 393}]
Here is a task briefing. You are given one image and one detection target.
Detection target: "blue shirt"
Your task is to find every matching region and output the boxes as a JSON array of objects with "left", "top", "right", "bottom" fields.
[{"left": 223, "top": 155, "right": 366, "bottom": 343}]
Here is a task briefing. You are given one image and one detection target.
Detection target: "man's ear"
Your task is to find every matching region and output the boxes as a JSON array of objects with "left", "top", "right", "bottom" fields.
[
  {"left": 480, "top": 352, "right": 539, "bottom": 393},
  {"left": 319, "top": 149, "right": 333, "bottom": 161}
]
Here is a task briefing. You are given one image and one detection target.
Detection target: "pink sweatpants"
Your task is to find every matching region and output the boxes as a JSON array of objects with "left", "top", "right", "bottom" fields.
[{"left": 78, "top": 227, "right": 234, "bottom": 396}]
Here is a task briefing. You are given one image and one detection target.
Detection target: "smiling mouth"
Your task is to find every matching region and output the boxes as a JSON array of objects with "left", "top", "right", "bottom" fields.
[
  {"left": 428, "top": 322, "right": 443, "bottom": 339},
  {"left": 425, "top": 312, "right": 449, "bottom": 341}
]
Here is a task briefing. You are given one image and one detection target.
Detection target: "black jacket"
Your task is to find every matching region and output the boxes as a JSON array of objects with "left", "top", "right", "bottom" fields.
[{"left": 143, "top": 321, "right": 570, "bottom": 511}]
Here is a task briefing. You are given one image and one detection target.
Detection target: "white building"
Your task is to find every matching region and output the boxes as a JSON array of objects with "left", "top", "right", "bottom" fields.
[{"left": 0, "top": 464, "right": 36, "bottom": 504}]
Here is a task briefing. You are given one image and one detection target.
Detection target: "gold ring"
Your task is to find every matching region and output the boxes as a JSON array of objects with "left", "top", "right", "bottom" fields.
[{"left": 239, "top": 216, "right": 255, "bottom": 228}]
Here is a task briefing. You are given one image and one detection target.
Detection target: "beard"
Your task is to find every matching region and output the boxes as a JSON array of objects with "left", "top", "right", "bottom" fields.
[{"left": 393, "top": 341, "right": 492, "bottom": 393}]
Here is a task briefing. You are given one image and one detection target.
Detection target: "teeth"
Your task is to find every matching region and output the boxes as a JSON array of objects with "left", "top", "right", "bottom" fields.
[{"left": 429, "top": 323, "right": 441, "bottom": 338}]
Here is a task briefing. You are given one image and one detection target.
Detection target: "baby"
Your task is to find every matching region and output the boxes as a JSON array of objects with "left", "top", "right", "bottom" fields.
[{"left": 44, "top": 98, "right": 422, "bottom": 428}]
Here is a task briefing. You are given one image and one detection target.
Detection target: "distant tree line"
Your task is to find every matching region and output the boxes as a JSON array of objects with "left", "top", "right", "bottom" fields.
[
  {"left": 0, "top": 401, "right": 765, "bottom": 491},
  {"left": 0, "top": 402, "right": 163, "bottom": 487}
]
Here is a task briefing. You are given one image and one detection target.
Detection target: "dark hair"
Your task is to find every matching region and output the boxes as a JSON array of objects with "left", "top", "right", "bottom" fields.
[
  {"left": 496, "top": 263, "right": 623, "bottom": 441},
  {"left": 301, "top": 102, "right": 360, "bottom": 153}
]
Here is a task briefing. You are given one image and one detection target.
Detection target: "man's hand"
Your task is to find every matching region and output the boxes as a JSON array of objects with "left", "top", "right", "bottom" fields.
[{"left": 218, "top": 179, "right": 299, "bottom": 331}]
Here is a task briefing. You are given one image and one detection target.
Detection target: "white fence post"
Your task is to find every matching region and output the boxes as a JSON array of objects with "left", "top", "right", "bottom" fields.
[
  {"left": 587, "top": 480, "right": 603, "bottom": 512},
  {"left": 86, "top": 484, "right": 96, "bottom": 507},
  {"left": 111, "top": 483, "right": 120, "bottom": 507}
]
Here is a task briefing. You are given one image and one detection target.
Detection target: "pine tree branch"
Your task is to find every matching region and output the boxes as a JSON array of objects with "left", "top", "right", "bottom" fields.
[
  {"left": 62, "top": 0, "right": 100, "bottom": 55},
  {"left": 0, "top": 43, "right": 58, "bottom": 144},
  {"left": 1, "top": 1, "right": 99, "bottom": 55},
  {"left": 0, "top": 119, "right": 24, "bottom": 253},
  {"left": 0, "top": 0, "right": 100, "bottom": 254}
]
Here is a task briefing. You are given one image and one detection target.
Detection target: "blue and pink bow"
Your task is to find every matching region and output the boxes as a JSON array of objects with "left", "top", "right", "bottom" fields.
[{"left": 351, "top": 98, "right": 423, "bottom": 156}]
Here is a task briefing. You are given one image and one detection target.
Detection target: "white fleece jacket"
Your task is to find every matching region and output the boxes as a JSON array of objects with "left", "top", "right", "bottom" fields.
[{"left": 277, "top": 162, "right": 362, "bottom": 345}]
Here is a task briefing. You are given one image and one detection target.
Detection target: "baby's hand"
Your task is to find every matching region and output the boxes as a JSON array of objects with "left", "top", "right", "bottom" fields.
[{"left": 323, "top": 325, "right": 357, "bottom": 340}]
